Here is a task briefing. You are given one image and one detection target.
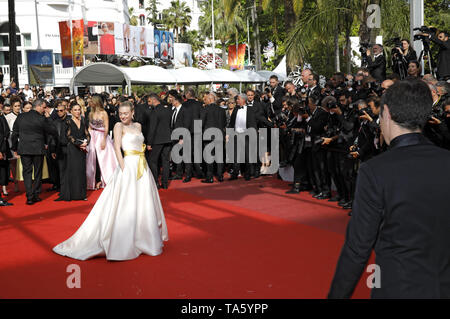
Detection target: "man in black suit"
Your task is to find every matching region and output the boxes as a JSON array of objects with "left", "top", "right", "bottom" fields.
[
  {"left": 366, "top": 44, "right": 386, "bottom": 83},
  {"left": 329, "top": 79, "right": 450, "bottom": 299},
  {"left": 200, "top": 93, "right": 226, "bottom": 183},
  {"left": 147, "top": 93, "right": 172, "bottom": 189},
  {"left": 227, "top": 93, "right": 260, "bottom": 181},
  {"left": 11, "top": 99, "right": 57, "bottom": 205},
  {"left": 170, "top": 93, "right": 192, "bottom": 181},
  {"left": 50, "top": 103, "right": 70, "bottom": 201},
  {"left": 423, "top": 30, "right": 450, "bottom": 80},
  {"left": 182, "top": 88, "right": 204, "bottom": 181},
  {"left": 303, "top": 94, "right": 330, "bottom": 199},
  {"left": 268, "top": 75, "right": 286, "bottom": 115}
]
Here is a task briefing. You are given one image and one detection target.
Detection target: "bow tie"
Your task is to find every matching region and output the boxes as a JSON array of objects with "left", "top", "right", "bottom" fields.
[{"left": 236, "top": 106, "right": 244, "bottom": 110}]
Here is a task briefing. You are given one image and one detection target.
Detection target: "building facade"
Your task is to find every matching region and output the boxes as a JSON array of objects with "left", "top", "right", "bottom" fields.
[{"left": 0, "top": 0, "right": 130, "bottom": 88}]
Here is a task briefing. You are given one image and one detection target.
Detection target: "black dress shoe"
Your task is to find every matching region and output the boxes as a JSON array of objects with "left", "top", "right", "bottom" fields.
[
  {"left": 47, "top": 185, "right": 59, "bottom": 192},
  {"left": 26, "top": 200, "right": 35, "bottom": 205},
  {"left": 348, "top": 211, "right": 352, "bottom": 216},
  {"left": 182, "top": 177, "right": 192, "bottom": 183},
  {"left": 33, "top": 197, "right": 43, "bottom": 202},
  {"left": 309, "top": 190, "right": 319, "bottom": 196},
  {"left": 54, "top": 197, "right": 64, "bottom": 202},
  {"left": 313, "top": 192, "right": 323, "bottom": 198},
  {"left": 338, "top": 199, "right": 347, "bottom": 206},
  {"left": 196, "top": 173, "right": 205, "bottom": 179},
  {"left": 253, "top": 172, "right": 261, "bottom": 179},
  {"left": 244, "top": 175, "right": 251, "bottom": 181},
  {"left": 217, "top": 176, "right": 224, "bottom": 182},
  {"left": 328, "top": 196, "right": 341, "bottom": 202},
  {"left": 169, "top": 175, "right": 182, "bottom": 180},
  {"left": 316, "top": 193, "right": 331, "bottom": 200},
  {"left": 286, "top": 187, "right": 300, "bottom": 194},
  {"left": 0, "top": 200, "right": 13, "bottom": 206},
  {"left": 342, "top": 202, "right": 353, "bottom": 209},
  {"left": 228, "top": 175, "right": 238, "bottom": 181},
  {"left": 161, "top": 184, "right": 168, "bottom": 189},
  {"left": 201, "top": 178, "right": 214, "bottom": 183}
]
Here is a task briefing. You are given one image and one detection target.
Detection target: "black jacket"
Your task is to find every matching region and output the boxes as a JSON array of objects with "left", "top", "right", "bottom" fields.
[
  {"left": 329, "top": 133, "right": 450, "bottom": 299},
  {"left": 201, "top": 103, "right": 227, "bottom": 135},
  {"left": 49, "top": 116, "right": 69, "bottom": 155},
  {"left": 270, "top": 85, "right": 286, "bottom": 114},
  {"left": 171, "top": 105, "right": 192, "bottom": 141},
  {"left": 430, "top": 34, "right": 450, "bottom": 80},
  {"left": 0, "top": 115, "right": 10, "bottom": 156},
  {"left": 182, "top": 99, "right": 202, "bottom": 133},
  {"left": 228, "top": 105, "right": 259, "bottom": 130},
  {"left": 367, "top": 54, "right": 386, "bottom": 83},
  {"left": 11, "top": 110, "right": 57, "bottom": 155},
  {"left": 148, "top": 104, "right": 172, "bottom": 145},
  {"left": 134, "top": 103, "right": 152, "bottom": 144}
]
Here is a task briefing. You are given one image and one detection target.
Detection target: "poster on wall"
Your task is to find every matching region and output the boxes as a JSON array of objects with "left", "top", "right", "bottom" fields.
[
  {"left": 160, "top": 31, "right": 170, "bottom": 60},
  {"left": 84, "top": 21, "right": 99, "bottom": 55},
  {"left": 145, "top": 26, "right": 154, "bottom": 58},
  {"left": 138, "top": 27, "right": 147, "bottom": 57},
  {"left": 174, "top": 43, "right": 192, "bottom": 68},
  {"left": 72, "top": 19, "right": 84, "bottom": 67},
  {"left": 26, "top": 50, "right": 55, "bottom": 86},
  {"left": 128, "top": 25, "right": 140, "bottom": 57},
  {"left": 58, "top": 21, "right": 72, "bottom": 68},
  {"left": 154, "top": 29, "right": 161, "bottom": 59},
  {"left": 228, "top": 44, "right": 247, "bottom": 70},
  {"left": 168, "top": 32, "right": 174, "bottom": 60},
  {"left": 114, "top": 22, "right": 125, "bottom": 55},
  {"left": 98, "top": 22, "right": 115, "bottom": 55}
]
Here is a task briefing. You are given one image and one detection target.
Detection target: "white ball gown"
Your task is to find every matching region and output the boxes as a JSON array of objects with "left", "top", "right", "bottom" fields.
[{"left": 53, "top": 132, "right": 169, "bottom": 261}]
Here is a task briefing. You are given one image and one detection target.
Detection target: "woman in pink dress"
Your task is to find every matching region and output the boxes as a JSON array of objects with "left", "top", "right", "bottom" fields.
[{"left": 86, "top": 95, "right": 117, "bottom": 190}]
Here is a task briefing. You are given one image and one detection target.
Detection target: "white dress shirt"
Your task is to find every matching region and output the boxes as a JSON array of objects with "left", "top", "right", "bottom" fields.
[{"left": 235, "top": 105, "right": 247, "bottom": 133}]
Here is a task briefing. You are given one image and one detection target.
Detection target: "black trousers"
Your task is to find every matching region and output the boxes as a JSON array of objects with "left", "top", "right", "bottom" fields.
[
  {"left": 292, "top": 150, "right": 309, "bottom": 187},
  {"left": 46, "top": 152, "right": 60, "bottom": 187},
  {"left": 326, "top": 149, "right": 345, "bottom": 198},
  {"left": 21, "top": 154, "right": 44, "bottom": 201},
  {"left": 337, "top": 152, "right": 357, "bottom": 201},
  {"left": 304, "top": 147, "right": 330, "bottom": 193},
  {"left": 149, "top": 143, "right": 171, "bottom": 186},
  {"left": 57, "top": 148, "right": 68, "bottom": 196},
  {"left": 232, "top": 134, "right": 254, "bottom": 178},
  {"left": 204, "top": 138, "right": 224, "bottom": 179}
]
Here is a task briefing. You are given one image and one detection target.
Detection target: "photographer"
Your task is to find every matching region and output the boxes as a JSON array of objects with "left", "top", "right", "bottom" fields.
[
  {"left": 406, "top": 60, "right": 421, "bottom": 79},
  {"left": 391, "top": 39, "right": 417, "bottom": 79},
  {"left": 366, "top": 44, "right": 386, "bottom": 83},
  {"left": 420, "top": 30, "right": 450, "bottom": 80},
  {"left": 423, "top": 83, "right": 450, "bottom": 150}
]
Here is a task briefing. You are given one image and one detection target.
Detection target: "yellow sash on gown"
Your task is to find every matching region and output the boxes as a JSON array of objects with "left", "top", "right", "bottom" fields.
[
  {"left": 123, "top": 144, "right": 147, "bottom": 180},
  {"left": 15, "top": 157, "right": 50, "bottom": 181}
]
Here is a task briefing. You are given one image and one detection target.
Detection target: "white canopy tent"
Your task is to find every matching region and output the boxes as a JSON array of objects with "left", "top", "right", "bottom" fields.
[
  {"left": 167, "top": 67, "right": 213, "bottom": 84},
  {"left": 71, "top": 63, "right": 281, "bottom": 93},
  {"left": 257, "top": 70, "right": 288, "bottom": 82}
]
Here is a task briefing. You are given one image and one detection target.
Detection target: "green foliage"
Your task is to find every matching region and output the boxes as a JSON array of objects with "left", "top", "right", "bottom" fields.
[
  {"left": 161, "top": 0, "right": 192, "bottom": 42},
  {"left": 146, "top": 0, "right": 162, "bottom": 27}
]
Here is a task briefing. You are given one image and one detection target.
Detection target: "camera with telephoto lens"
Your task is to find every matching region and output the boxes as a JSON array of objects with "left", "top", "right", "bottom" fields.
[
  {"left": 431, "top": 107, "right": 445, "bottom": 120},
  {"left": 358, "top": 106, "right": 374, "bottom": 117},
  {"left": 413, "top": 26, "right": 437, "bottom": 41},
  {"left": 327, "top": 100, "right": 338, "bottom": 109}
]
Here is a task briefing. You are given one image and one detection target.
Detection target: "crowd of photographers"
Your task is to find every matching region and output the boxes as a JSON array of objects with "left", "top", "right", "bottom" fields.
[{"left": 270, "top": 66, "right": 450, "bottom": 214}]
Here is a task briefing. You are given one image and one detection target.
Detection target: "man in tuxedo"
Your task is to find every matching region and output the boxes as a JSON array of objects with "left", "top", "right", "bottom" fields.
[
  {"left": 147, "top": 93, "right": 172, "bottom": 189},
  {"left": 306, "top": 73, "right": 322, "bottom": 104},
  {"left": 11, "top": 99, "right": 57, "bottom": 205},
  {"left": 246, "top": 88, "right": 273, "bottom": 178},
  {"left": 182, "top": 88, "right": 204, "bottom": 180},
  {"left": 329, "top": 79, "right": 450, "bottom": 298},
  {"left": 170, "top": 93, "right": 192, "bottom": 181},
  {"left": 303, "top": 95, "right": 330, "bottom": 199},
  {"left": 51, "top": 103, "right": 69, "bottom": 201},
  {"left": 268, "top": 75, "right": 286, "bottom": 115},
  {"left": 200, "top": 93, "right": 226, "bottom": 183},
  {"left": 227, "top": 93, "right": 261, "bottom": 181},
  {"left": 366, "top": 44, "right": 386, "bottom": 83}
]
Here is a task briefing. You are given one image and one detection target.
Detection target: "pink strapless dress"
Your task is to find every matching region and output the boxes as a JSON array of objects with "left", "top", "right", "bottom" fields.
[{"left": 86, "top": 119, "right": 118, "bottom": 190}]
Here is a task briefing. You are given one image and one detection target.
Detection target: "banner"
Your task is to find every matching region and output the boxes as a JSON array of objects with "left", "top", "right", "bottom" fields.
[
  {"left": 228, "top": 44, "right": 246, "bottom": 70},
  {"left": 154, "top": 29, "right": 161, "bottom": 59},
  {"left": 114, "top": 22, "right": 125, "bottom": 55},
  {"left": 128, "top": 25, "right": 140, "bottom": 57},
  {"left": 168, "top": 32, "right": 174, "bottom": 60},
  {"left": 59, "top": 21, "right": 72, "bottom": 68},
  {"left": 26, "top": 50, "right": 55, "bottom": 86},
  {"left": 174, "top": 43, "right": 192, "bottom": 68},
  {"left": 98, "top": 22, "right": 115, "bottom": 55},
  {"left": 84, "top": 21, "right": 99, "bottom": 55},
  {"left": 159, "top": 31, "right": 171, "bottom": 61},
  {"left": 72, "top": 19, "right": 84, "bottom": 67},
  {"left": 145, "top": 26, "right": 154, "bottom": 58}
]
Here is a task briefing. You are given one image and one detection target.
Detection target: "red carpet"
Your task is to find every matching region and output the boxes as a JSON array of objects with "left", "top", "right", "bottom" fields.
[{"left": 0, "top": 176, "right": 372, "bottom": 298}]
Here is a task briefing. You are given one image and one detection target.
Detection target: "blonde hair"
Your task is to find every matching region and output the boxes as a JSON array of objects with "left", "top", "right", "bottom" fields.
[
  {"left": 119, "top": 101, "right": 134, "bottom": 112},
  {"left": 89, "top": 95, "right": 105, "bottom": 120}
]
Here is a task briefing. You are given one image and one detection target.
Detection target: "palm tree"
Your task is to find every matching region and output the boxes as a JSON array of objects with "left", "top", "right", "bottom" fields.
[
  {"left": 129, "top": 7, "right": 138, "bottom": 26},
  {"left": 146, "top": 0, "right": 161, "bottom": 28},
  {"left": 162, "top": 0, "right": 192, "bottom": 42}
]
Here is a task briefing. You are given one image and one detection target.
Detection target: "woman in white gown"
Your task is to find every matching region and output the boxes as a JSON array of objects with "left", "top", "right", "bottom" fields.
[{"left": 53, "top": 102, "right": 168, "bottom": 261}]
